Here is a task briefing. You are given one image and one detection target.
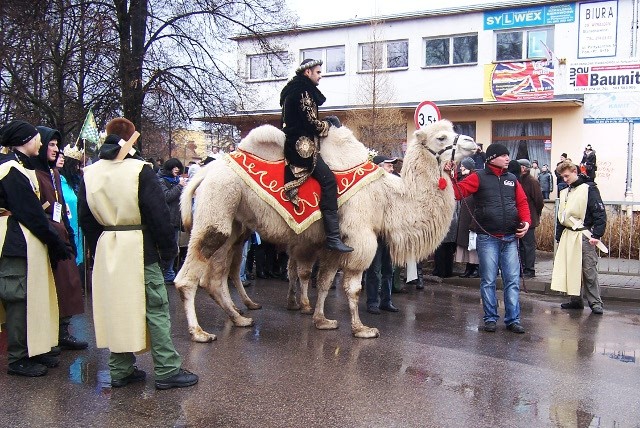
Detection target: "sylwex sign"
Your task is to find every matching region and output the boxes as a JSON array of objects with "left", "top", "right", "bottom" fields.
[{"left": 484, "top": 4, "right": 575, "bottom": 30}]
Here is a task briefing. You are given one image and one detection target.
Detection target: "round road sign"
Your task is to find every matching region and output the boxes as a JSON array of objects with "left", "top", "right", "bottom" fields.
[{"left": 414, "top": 101, "right": 441, "bottom": 129}]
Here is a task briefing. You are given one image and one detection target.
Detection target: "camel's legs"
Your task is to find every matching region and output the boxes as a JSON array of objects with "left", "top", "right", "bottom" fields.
[
  {"left": 312, "top": 263, "right": 339, "bottom": 330},
  {"left": 286, "top": 258, "right": 301, "bottom": 310},
  {"left": 343, "top": 269, "right": 379, "bottom": 338},
  {"left": 296, "top": 259, "right": 315, "bottom": 314},
  {"left": 174, "top": 249, "right": 217, "bottom": 343},
  {"left": 228, "top": 236, "right": 261, "bottom": 310}
]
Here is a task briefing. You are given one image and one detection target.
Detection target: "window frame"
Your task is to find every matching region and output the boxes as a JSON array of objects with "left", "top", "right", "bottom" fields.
[
  {"left": 300, "top": 45, "right": 346, "bottom": 76},
  {"left": 423, "top": 33, "right": 478, "bottom": 68},
  {"left": 246, "top": 52, "right": 289, "bottom": 82},
  {"left": 494, "top": 26, "right": 554, "bottom": 62},
  {"left": 358, "top": 39, "right": 409, "bottom": 72}
]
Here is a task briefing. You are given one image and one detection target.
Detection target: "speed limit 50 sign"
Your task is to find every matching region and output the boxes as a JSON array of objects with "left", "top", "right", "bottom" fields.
[{"left": 414, "top": 101, "right": 441, "bottom": 129}]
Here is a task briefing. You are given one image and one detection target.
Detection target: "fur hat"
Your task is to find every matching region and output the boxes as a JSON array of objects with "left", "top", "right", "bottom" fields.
[
  {"left": 296, "top": 58, "right": 323, "bottom": 75},
  {"left": 460, "top": 157, "right": 475, "bottom": 171},
  {"left": 485, "top": 143, "right": 510, "bottom": 163},
  {"left": 105, "top": 117, "right": 135, "bottom": 140}
]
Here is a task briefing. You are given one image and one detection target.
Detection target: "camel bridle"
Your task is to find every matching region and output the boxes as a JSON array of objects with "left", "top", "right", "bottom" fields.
[{"left": 427, "top": 133, "right": 460, "bottom": 171}]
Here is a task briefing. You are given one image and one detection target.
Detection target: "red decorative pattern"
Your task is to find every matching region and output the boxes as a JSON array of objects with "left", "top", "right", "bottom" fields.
[{"left": 226, "top": 150, "right": 383, "bottom": 233}]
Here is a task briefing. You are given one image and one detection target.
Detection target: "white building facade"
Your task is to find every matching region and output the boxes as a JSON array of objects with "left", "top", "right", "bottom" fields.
[{"left": 216, "top": 0, "right": 640, "bottom": 201}]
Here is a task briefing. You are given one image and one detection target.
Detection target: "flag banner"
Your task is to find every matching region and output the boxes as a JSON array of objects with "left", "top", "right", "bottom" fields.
[{"left": 79, "top": 110, "right": 100, "bottom": 147}]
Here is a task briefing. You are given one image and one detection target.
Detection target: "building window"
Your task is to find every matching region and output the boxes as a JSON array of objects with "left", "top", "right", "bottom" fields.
[
  {"left": 424, "top": 34, "right": 478, "bottom": 67},
  {"left": 247, "top": 52, "right": 288, "bottom": 81},
  {"left": 453, "top": 122, "right": 476, "bottom": 141},
  {"left": 492, "top": 120, "right": 552, "bottom": 168},
  {"left": 359, "top": 40, "right": 408, "bottom": 71},
  {"left": 301, "top": 46, "right": 345, "bottom": 74},
  {"left": 495, "top": 27, "right": 553, "bottom": 61}
]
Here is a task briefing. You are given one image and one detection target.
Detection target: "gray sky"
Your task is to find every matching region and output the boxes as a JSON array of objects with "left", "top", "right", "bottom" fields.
[{"left": 286, "top": 0, "right": 486, "bottom": 25}]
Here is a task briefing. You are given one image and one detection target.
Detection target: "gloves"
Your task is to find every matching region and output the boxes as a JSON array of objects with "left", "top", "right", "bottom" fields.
[
  {"left": 49, "top": 239, "right": 72, "bottom": 269},
  {"left": 325, "top": 116, "right": 341, "bottom": 128}
]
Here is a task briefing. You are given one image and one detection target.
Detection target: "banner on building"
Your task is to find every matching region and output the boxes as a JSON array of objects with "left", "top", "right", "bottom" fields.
[
  {"left": 483, "top": 61, "right": 554, "bottom": 102},
  {"left": 567, "top": 59, "right": 640, "bottom": 94},
  {"left": 584, "top": 93, "right": 640, "bottom": 123},
  {"left": 578, "top": 0, "right": 618, "bottom": 58},
  {"left": 484, "top": 4, "right": 575, "bottom": 30}
]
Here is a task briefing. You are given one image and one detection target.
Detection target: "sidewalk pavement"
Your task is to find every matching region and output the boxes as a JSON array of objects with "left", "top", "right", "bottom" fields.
[{"left": 440, "top": 251, "right": 640, "bottom": 303}]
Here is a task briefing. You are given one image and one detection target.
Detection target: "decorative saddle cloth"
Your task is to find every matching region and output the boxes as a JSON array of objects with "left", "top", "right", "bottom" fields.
[{"left": 226, "top": 150, "right": 383, "bottom": 234}]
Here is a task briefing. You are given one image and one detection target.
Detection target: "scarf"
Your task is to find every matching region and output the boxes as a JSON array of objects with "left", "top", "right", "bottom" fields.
[{"left": 279, "top": 74, "right": 326, "bottom": 107}]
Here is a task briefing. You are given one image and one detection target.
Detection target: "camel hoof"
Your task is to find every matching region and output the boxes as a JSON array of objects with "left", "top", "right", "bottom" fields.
[
  {"left": 353, "top": 326, "right": 380, "bottom": 339},
  {"left": 314, "top": 318, "right": 338, "bottom": 330},
  {"left": 245, "top": 301, "right": 262, "bottom": 310},
  {"left": 232, "top": 315, "right": 254, "bottom": 327},
  {"left": 190, "top": 327, "right": 217, "bottom": 343},
  {"left": 287, "top": 302, "right": 301, "bottom": 311},
  {"left": 300, "top": 305, "right": 314, "bottom": 315}
]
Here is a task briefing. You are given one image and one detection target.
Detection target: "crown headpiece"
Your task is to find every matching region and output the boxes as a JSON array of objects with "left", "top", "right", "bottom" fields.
[{"left": 63, "top": 144, "right": 84, "bottom": 161}]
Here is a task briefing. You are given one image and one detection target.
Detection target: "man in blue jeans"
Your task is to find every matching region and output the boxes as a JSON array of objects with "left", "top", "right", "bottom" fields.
[{"left": 446, "top": 143, "right": 531, "bottom": 333}]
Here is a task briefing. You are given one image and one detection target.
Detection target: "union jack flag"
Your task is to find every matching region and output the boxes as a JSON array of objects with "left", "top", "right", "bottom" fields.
[{"left": 491, "top": 61, "right": 554, "bottom": 102}]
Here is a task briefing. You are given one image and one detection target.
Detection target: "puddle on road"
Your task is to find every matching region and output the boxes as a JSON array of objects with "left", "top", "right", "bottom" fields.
[
  {"left": 595, "top": 344, "right": 637, "bottom": 364},
  {"left": 96, "top": 370, "right": 112, "bottom": 397},
  {"left": 68, "top": 357, "right": 88, "bottom": 384}
]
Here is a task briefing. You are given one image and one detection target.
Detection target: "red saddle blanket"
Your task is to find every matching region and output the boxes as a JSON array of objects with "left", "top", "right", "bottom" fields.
[{"left": 226, "top": 150, "right": 383, "bottom": 234}]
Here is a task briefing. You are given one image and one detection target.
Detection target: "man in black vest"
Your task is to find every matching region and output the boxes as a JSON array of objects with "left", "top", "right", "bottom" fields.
[
  {"left": 446, "top": 144, "right": 531, "bottom": 334},
  {"left": 280, "top": 59, "right": 352, "bottom": 253}
]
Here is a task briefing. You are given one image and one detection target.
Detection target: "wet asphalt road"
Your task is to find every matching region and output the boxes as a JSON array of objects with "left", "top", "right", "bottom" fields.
[{"left": 1, "top": 278, "right": 639, "bottom": 428}]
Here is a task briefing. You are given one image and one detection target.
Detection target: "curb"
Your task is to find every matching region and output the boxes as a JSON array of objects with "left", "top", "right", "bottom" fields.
[{"left": 440, "top": 277, "right": 640, "bottom": 303}]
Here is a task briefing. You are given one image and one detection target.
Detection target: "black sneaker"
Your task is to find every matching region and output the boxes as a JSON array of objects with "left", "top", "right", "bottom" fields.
[
  {"left": 590, "top": 304, "right": 604, "bottom": 315},
  {"left": 30, "top": 354, "right": 60, "bottom": 368},
  {"left": 43, "top": 346, "right": 61, "bottom": 357},
  {"left": 483, "top": 321, "right": 497, "bottom": 332},
  {"left": 8, "top": 358, "right": 48, "bottom": 377},
  {"left": 59, "top": 334, "right": 88, "bottom": 350},
  {"left": 111, "top": 367, "right": 146, "bottom": 388},
  {"left": 507, "top": 323, "right": 526, "bottom": 334},
  {"left": 560, "top": 301, "right": 585, "bottom": 310},
  {"left": 155, "top": 369, "right": 198, "bottom": 390}
]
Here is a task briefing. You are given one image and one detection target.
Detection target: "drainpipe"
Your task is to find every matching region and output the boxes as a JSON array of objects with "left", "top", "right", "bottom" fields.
[{"left": 625, "top": 0, "right": 639, "bottom": 212}]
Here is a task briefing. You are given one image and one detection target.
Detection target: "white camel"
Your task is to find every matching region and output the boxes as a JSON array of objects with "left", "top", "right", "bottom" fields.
[{"left": 175, "top": 120, "right": 476, "bottom": 342}]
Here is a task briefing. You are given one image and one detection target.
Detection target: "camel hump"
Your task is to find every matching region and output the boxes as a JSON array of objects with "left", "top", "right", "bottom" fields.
[
  {"left": 239, "top": 124, "right": 370, "bottom": 171},
  {"left": 237, "top": 125, "right": 286, "bottom": 161}
]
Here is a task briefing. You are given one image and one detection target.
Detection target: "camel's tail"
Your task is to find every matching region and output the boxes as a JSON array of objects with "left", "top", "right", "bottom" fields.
[{"left": 180, "top": 164, "right": 209, "bottom": 231}]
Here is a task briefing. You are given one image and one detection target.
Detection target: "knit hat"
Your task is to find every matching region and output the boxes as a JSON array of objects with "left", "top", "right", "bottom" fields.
[
  {"left": 0, "top": 120, "right": 39, "bottom": 147},
  {"left": 485, "top": 143, "right": 510, "bottom": 163},
  {"left": 460, "top": 157, "right": 475, "bottom": 171}
]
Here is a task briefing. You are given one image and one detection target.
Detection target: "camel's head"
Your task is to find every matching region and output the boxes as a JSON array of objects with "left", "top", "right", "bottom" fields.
[{"left": 412, "top": 119, "right": 477, "bottom": 164}]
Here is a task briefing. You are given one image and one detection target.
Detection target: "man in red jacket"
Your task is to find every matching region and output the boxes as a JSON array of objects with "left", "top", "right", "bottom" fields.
[{"left": 446, "top": 143, "right": 531, "bottom": 334}]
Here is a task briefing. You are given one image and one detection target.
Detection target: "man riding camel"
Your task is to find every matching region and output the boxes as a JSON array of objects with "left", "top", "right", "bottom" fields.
[{"left": 280, "top": 58, "right": 352, "bottom": 253}]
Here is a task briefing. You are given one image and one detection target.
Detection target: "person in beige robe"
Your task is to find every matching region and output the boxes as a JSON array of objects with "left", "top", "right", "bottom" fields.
[
  {"left": 0, "top": 120, "right": 72, "bottom": 377},
  {"left": 78, "top": 117, "right": 198, "bottom": 390},
  {"left": 551, "top": 161, "right": 606, "bottom": 314}
]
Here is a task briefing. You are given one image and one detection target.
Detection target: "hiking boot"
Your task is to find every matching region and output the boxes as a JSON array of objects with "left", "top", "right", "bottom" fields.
[
  {"left": 111, "top": 367, "right": 146, "bottom": 388},
  {"left": 8, "top": 358, "right": 48, "bottom": 377},
  {"left": 155, "top": 369, "right": 198, "bottom": 390},
  {"left": 560, "top": 300, "right": 585, "bottom": 310},
  {"left": 507, "top": 323, "right": 526, "bottom": 334},
  {"left": 30, "top": 354, "right": 60, "bottom": 368},
  {"left": 483, "top": 321, "right": 496, "bottom": 332},
  {"left": 590, "top": 304, "right": 604, "bottom": 315}
]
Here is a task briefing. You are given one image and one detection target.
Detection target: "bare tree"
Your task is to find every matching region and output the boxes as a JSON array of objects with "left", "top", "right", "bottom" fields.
[
  {"left": 111, "top": 0, "right": 295, "bottom": 153},
  {"left": 346, "top": 20, "right": 406, "bottom": 158}
]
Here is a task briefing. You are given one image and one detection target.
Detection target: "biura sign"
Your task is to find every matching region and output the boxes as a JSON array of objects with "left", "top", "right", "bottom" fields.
[{"left": 567, "top": 59, "right": 640, "bottom": 93}]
